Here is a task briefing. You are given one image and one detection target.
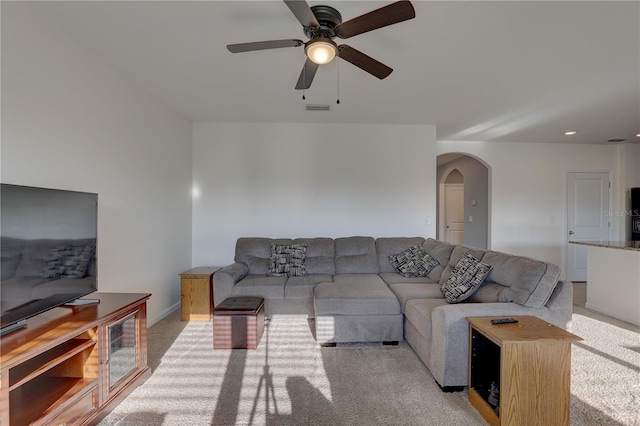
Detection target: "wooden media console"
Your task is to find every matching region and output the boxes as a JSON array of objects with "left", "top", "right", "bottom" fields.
[{"left": 0, "top": 293, "right": 151, "bottom": 425}]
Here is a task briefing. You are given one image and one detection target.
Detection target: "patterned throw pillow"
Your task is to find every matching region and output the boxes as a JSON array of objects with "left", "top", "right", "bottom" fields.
[
  {"left": 441, "top": 252, "right": 492, "bottom": 303},
  {"left": 42, "top": 245, "right": 95, "bottom": 279},
  {"left": 286, "top": 244, "right": 306, "bottom": 277},
  {"left": 267, "top": 243, "right": 307, "bottom": 277},
  {"left": 267, "top": 244, "right": 289, "bottom": 276},
  {"left": 389, "top": 244, "right": 440, "bottom": 278}
]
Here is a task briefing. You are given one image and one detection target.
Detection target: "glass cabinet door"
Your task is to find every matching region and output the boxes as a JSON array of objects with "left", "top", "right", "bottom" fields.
[
  {"left": 98, "top": 299, "right": 149, "bottom": 409},
  {"left": 108, "top": 311, "right": 138, "bottom": 390}
]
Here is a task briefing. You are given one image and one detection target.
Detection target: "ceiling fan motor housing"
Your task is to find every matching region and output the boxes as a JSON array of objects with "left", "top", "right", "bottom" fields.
[{"left": 304, "top": 5, "right": 343, "bottom": 39}]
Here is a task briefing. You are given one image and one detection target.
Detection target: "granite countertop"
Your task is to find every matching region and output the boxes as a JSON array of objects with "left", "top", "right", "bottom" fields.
[{"left": 569, "top": 240, "right": 640, "bottom": 251}]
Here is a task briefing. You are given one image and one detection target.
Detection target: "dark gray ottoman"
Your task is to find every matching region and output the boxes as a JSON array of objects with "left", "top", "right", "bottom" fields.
[{"left": 213, "top": 296, "right": 265, "bottom": 349}]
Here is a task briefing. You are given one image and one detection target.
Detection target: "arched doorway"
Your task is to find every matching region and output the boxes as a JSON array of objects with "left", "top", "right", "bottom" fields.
[
  {"left": 436, "top": 154, "right": 491, "bottom": 249},
  {"left": 441, "top": 169, "right": 465, "bottom": 244}
]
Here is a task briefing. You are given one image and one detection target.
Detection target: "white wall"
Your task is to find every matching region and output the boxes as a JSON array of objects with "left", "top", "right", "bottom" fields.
[
  {"left": 193, "top": 123, "right": 631, "bottom": 280},
  {"left": 437, "top": 141, "right": 622, "bottom": 278},
  {"left": 1, "top": 3, "right": 193, "bottom": 325},
  {"left": 192, "top": 122, "right": 437, "bottom": 266}
]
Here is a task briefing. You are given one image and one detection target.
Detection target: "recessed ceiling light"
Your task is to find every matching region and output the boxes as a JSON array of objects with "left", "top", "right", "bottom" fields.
[
  {"left": 564, "top": 131, "right": 577, "bottom": 136},
  {"left": 636, "top": 133, "right": 640, "bottom": 137}
]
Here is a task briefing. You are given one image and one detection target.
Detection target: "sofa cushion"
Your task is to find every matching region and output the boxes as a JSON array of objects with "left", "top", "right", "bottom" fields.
[
  {"left": 378, "top": 272, "right": 438, "bottom": 286},
  {"left": 375, "top": 237, "right": 425, "bottom": 273},
  {"left": 313, "top": 274, "right": 400, "bottom": 315},
  {"left": 285, "top": 274, "right": 333, "bottom": 298},
  {"left": 267, "top": 243, "right": 306, "bottom": 277},
  {"left": 438, "top": 245, "right": 486, "bottom": 285},
  {"left": 422, "top": 238, "right": 455, "bottom": 281},
  {"left": 335, "top": 237, "right": 378, "bottom": 274},
  {"left": 232, "top": 274, "right": 286, "bottom": 299},
  {"left": 293, "top": 238, "right": 335, "bottom": 275},
  {"left": 404, "top": 298, "right": 448, "bottom": 340},
  {"left": 441, "top": 253, "right": 492, "bottom": 303},
  {"left": 389, "top": 283, "right": 445, "bottom": 313},
  {"left": 480, "top": 251, "right": 561, "bottom": 308},
  {"left": 235, "top": 238, "right": 293, "bottom": 275},
  {"left": 467, "top": 282, "right": 516, "bottom": 303},
  {"left": 389, "top": 245, "right": 439, "bottom": 278}
]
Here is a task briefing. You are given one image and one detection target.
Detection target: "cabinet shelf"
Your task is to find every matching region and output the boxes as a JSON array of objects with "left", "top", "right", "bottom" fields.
[
  {"left": 469, "top": 387, "right": 499, "bottom": 425},
  {"left": 10, "top": 376, "right": 97, "bottom": 425},
  {"left": 9, "top": 336, "right": 97, "bottom": 391}
]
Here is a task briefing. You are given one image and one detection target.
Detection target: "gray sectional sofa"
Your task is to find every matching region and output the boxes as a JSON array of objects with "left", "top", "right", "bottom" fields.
[{"left": 213, "top": 236, "right": 573, "bottom": 389}]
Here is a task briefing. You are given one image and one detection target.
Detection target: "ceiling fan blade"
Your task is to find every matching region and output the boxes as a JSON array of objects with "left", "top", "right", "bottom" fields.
[
  {"left": 284, "top": 0, "right": 319, "bottom": 28},
  {"left": 227, "top": 39, "right": 304, "bottom": 53},
  {"left": 295, "top": 59, "right": 320, "bottom": 90},
  {"left": 334, "top": 1, "right": 415, "bottom": 39},
  {"left": 338, "top": 45, "right": 393, "bottom": 79}
]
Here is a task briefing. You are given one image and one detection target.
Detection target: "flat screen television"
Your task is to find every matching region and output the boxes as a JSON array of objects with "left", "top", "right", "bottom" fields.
[{"left": 1, "top": 184, "right": 98, "bottom": 335}]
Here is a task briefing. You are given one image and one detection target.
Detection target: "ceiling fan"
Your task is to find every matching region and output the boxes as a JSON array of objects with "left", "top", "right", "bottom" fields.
[{"left": 226, "top": 0, "right": 416, "bottom": 90}]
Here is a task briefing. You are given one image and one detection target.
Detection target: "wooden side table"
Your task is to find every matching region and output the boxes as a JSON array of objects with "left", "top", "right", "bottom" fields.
[
  {"left": 179, "top": 267, "right": 222, "bottom": 321},
  {"left": 467, "top": 316, "right": 582, "bottom": 426}
]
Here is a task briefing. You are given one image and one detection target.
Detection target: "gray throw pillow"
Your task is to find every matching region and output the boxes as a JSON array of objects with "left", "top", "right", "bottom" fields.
[
  {"left": 389, "top": 244, "right": 440, "bottom": 278},
  {"left": 441, "top": 252, "right": 492, "bottom": 303},
  {"left": 267, "top": 243, "right": 307, "bottom": 277}
]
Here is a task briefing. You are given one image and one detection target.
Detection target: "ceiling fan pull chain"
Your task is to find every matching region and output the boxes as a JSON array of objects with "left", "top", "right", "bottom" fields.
[
  {"left": 302, "top": 64, "right": 306, "bottom": 100},
  {"left": 336, "top": 59, "right": 341, "bottom": 104}
]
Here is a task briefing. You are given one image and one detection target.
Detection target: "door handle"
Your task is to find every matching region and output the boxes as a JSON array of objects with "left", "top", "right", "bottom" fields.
[{"left": 569, "top": 231, "right": 574, "bottom": 235}]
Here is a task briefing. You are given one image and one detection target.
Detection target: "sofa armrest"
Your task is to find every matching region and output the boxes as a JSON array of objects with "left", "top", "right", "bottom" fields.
[
  {"left": 546, "top": 280, "right": 572, "bottom": 310},
  {"left": 429, "top": 302, "right": 543, "bottom": 387},
  {"left": 213, "top": 263, "right": 249, "bottom": 306},
  {"left": 541, "top": 279, "right": 574, "bottom": 330}
]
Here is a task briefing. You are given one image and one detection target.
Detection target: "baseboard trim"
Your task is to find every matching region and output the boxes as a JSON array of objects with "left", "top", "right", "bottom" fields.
[
  {"left": 584, "top": 303, "right": 639, "bottom": 326},
  {"left": 148, "top": 301, "right": 180, "bottom": 327}
]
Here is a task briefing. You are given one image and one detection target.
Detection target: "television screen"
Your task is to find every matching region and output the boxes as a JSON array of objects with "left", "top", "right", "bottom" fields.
[{"left": 1, "top": 184, "right": 98, "bottom": 332}]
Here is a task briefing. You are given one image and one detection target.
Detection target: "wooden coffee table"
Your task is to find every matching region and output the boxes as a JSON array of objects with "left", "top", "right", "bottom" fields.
[{"left": 467, "top": 316, "right": 582, "bottom": 426}]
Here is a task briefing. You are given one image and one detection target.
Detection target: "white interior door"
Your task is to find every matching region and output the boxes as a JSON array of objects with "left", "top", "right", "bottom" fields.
[
  {"left": 567, "top": 172, "right": 611, "bottom": 282},
  {"left": 444, "top": 184, "right": 464, "bottom": 245}
]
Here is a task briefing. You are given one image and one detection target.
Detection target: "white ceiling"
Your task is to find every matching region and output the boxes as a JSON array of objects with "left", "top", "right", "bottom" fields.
[{"left": 30, "top": 1, "right": 640, "bottom": 144}]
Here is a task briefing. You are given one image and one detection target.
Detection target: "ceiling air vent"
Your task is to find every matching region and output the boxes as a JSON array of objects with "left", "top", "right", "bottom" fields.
[
  {"left": 306, "top": 104, "right": 331, "bottom": 111},
  {"left": 608, "top": 138, "right": 626, "bottom": 143}
]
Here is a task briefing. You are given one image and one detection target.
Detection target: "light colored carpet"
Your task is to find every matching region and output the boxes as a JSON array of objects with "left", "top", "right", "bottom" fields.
[
  {"left": 570, "top": 306, "right": 640, "bottom": 425},
  {"left": 100, "top": 307, "right": 639, "bottom": 426}
]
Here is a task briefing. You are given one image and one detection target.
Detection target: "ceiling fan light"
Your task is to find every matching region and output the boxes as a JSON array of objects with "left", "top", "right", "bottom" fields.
[{"left": 306, "top": 39, "right": 337, "bottom": 65}]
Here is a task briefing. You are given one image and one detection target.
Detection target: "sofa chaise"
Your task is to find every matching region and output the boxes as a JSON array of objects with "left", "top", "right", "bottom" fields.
[{"left": 213, "top": 236, "right": 573, "bottom": 389}]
